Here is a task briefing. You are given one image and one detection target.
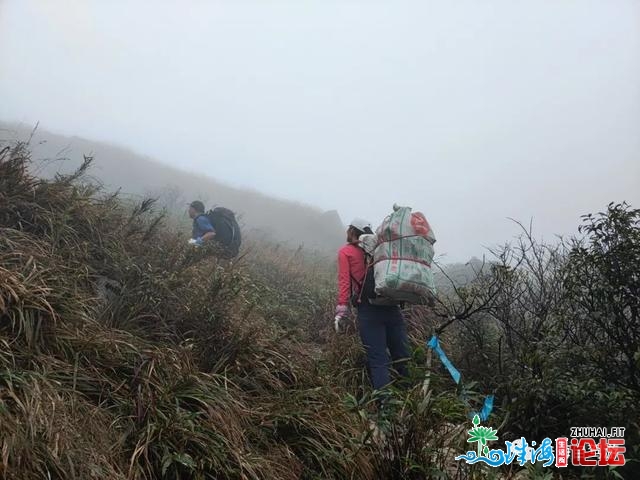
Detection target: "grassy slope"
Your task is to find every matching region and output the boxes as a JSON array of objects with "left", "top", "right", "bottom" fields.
[
  {"left": 8, "top": 138, "right": 630, "bottom": 479},
  {"left": 0, "top": 143, "right": 381, "bottom": 480},
  {"left": 0, "top": 121, "right": 345, "bottom": 254},
  {"left": 2, "top": 126, "right": 490, "bottom": 479}
]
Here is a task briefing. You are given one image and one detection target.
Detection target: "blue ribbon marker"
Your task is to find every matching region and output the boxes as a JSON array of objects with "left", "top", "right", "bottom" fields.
[
  {"left": 471, "top": 395, "right": 494, "bottom": 422},
  {"left": 427, "top": 335, "right": 461, "bottom": 384},
  {"left": 427, "top": 335, "right": 494, "bottom": 421}
]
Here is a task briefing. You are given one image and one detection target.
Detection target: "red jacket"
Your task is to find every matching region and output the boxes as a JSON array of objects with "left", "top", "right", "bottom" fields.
[{"left": 337, "top": 243, "right": 367, "bottom": 306}]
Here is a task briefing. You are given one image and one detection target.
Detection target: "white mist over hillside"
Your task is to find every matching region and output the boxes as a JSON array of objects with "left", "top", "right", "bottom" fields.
[
  {"left": 0, "top": 122, "right": 346, "bottom": 254},
  {"left": 1, "top": 1, "right": 639, "bottom": 261}
]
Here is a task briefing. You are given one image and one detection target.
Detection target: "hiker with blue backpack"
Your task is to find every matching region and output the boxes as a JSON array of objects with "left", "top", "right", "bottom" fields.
[
  {"left": 188, "top": 200, "right": 242, "bottom": 258},
  {"left": 335, "top": 207, "right": 437, "bottom": 391},
  {"left": 188, "top": 200, "right": 216, "bottom": 245}
]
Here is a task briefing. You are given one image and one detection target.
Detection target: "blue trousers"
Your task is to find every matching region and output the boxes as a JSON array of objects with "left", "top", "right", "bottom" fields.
[{"left": 357, "top": 303, "right": 410, "bottom": 390}]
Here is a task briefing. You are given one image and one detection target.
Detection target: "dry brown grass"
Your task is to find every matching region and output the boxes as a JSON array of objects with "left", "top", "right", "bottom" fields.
[
  {"left": 1, "top": 141, "right": 490, "bottom": 480},
  {"left": 0, "top": 143, "right": 376, "bottom": 480}
]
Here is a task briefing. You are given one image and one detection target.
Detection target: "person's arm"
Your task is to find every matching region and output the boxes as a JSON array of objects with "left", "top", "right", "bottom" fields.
[
  {"left": 337, "top": 249, "right": 351, "bottom": 307},
  {"left": 196, "top": 216, "right": 216, "bottom": 242}
]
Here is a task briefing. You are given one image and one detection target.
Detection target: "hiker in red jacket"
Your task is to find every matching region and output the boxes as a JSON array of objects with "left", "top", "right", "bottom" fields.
[{"left": 335, "top": 218, "right": 410, "bottom": 390}]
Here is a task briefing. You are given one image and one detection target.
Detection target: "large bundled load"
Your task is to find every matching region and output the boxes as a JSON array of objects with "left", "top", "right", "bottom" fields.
[{"left": 362, "top": 205, "right": 436, "bottom": 305}]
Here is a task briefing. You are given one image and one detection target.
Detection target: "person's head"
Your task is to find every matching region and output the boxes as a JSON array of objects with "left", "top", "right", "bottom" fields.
[
  {"left": 188, "top": 200, "right": 205, "bottom": 219},
  {"left": 347, "top": 217, "right": 373, "bottom": 242}
]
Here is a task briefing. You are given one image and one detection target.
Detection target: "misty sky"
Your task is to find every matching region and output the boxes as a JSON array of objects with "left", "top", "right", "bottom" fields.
[{"left": 1, "top": 0, "right": 639, "bottom": 261}]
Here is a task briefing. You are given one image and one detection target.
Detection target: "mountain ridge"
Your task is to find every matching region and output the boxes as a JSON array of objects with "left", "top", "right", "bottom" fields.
[{"left": 0, "top": 121, "right": 346, "bottom": 253}]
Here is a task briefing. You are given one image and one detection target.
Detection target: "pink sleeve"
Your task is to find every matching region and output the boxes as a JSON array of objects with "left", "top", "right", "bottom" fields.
[{"left": 337, "top": 249, "right": 351, "bottom": 306}]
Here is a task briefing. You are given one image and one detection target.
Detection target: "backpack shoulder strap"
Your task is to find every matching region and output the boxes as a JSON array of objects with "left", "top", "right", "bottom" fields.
[{"left": 350, "top": 245, "right": 373, "bottom": 302}]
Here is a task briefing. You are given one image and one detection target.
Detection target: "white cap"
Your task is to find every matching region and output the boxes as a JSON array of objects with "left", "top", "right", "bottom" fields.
[{"left": 349, "top": 217, "right": 372, "bottom": 232}]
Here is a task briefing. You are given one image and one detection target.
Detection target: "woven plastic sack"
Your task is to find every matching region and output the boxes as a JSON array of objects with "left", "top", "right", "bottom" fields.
[{"left": 371, "top": 205, "right": 436, "bottom": 304}]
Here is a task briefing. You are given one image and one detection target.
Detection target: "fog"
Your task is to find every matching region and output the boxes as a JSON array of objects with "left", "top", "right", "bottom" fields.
[
  {"left": 0, "top": 121, "right": 348, "bottom": 253},
  {"left": 1, "top": 0, "right": 639, "bottom": 261}
]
